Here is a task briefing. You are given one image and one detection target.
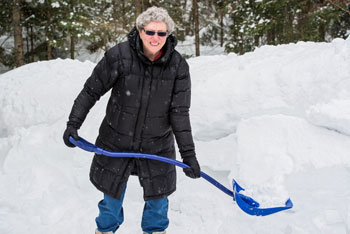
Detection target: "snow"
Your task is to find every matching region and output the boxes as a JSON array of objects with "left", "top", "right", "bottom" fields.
[
  {"left": 307, "top": 99, "right": 350, "bottom": 136},
  {"left": 176, "top": 36, "right": 226, "bottom": 57},
  {"left": 1, "top": 36, "right": 350, "bottom": 233}
]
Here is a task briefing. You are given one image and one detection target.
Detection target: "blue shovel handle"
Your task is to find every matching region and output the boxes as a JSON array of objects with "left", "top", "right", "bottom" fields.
[{"left": 69, "top": 136, "right": 293, "bottom": 216}]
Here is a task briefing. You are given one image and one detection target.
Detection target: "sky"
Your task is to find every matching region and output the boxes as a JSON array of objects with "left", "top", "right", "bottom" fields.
[{"left": 1, "top": 36, "right": 350, "bottom": 234}]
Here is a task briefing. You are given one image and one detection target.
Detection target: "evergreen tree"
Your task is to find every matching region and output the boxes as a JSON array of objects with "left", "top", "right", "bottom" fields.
[
  {"left": 85, "top": 0, "right": 134, "bottom": 52},
  {"left": 225, "top": 0, "right": 350, "bottom": 54},
  {"left": 159, "top": 0, "right": 188, "bottom": 41},
  {"left": 61, "top": 0, "right": 92, "bottom": 59},
  {"left": 2, "top": 0, "right": 350, "bottom": 69},
  {"left": 0, "top": 0, "right": 15, "bottom": 67}
]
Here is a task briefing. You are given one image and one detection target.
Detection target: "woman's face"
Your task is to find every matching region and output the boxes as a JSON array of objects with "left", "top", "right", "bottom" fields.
[{"left": 139, "top": 21, "right": 168, "bottom": 57}]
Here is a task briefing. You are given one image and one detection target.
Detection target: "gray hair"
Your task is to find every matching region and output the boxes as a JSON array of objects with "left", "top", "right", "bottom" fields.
[{"left": 136, "top": 6, "right": 175, "bottom": 34}]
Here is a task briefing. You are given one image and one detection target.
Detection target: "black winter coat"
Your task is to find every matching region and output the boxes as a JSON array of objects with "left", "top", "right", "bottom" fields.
[{"left": 67, "top": 27, "right": 196, "bottom": 201}]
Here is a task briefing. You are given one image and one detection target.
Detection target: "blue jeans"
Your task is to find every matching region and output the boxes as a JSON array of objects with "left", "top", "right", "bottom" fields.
[{"left": 96, "top": 183, "right": 169, "bottom": 233}]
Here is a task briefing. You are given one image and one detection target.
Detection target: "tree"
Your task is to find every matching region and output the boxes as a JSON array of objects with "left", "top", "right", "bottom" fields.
[
  {"left": 2, "top": 0, "right": 350, "bottom": 70},
  {"left": 0, "top": 0, "right": 12, "bottom": 38},
  {"left": 217, "top": 0, "right": 229, "bottom": 47},
  {"left": 134, "top": 0, "right": 154, "bottom": 16},
  {"left": 25, "top": 0, "right": 65, "bottom": 60},
  {"left": 0, "top": 0, "right": 14, "bottom": 67},
  {"left": 62, "top": 0, "right": 93, "bottom": 59},
  {"left": 193, "top": 0, "right": 200, "bottom": 56},
  {"left": 85, "top": 0, "right": 134, "bottom": 52},
  {"left": 21, "top": 2, "right": 37, "bottom": 63},
  {"left": 12, "top": 0, "right": 24, "bottom": 67},
  {"left": 135, "top": 0, "right": 142, "bottom": 16},
  {"left": 224, "top": 0, "right": 349, "bottom": 54},
  {"left": 326, "top": 0, "right": 350, "bottom": 14},
  {"left": 160, "top": 0, "right": 188, "bottom": 41}
]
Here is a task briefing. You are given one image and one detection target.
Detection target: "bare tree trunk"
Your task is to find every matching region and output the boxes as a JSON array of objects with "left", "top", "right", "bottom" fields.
[
  {"left": 134, "top": 0, "right": 152, "bottom": 18},
  {"left": 47, "top": 42, "right": 52, "bottom": 60},
  {"left": 30, "top": 25, "right": 34, "bottom": 62},
  {"left": 217, "top": 0, "right": 225, "bottom": 47},
  {"left": 267, "top": 28, "right": 274, "bottom": 45},
  {"left": 193, "top": 0, "right": 200, "bottom": 56},
  {"left": 26, "top": 25, "right": 29, "bottom": 60},
  {"left": 135, "top": 0, "right": 142, "bottom": 16},
  {"left": 143, "top": 0, "right": 151, "bottom": 9},
  {"left": 102, "top": 35, "right": 107, "bottom": 51},
  {"left": 70, "top": 0, "right": 75, "bottom": 59},
  {"left": 12, "top": 0, "right": 24, "bottom": 67},
  {"left": 184, "top": 0, "right": 191, "bottom": 36},
  {"left": 284, "top": 5, "right": 294, "bottom": 43},
  {"left": 220, "top": 8, "right": 224, "bottom": 47},
  {"left": 70, "top": 35, "right": 75, "bottom": 59},
  {"left": 46, "top": 1, "right": 52, "bottom": 60}
]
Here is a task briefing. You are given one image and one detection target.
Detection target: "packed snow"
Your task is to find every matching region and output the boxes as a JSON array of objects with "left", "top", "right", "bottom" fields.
[{"left": 1, "top": 36, "right": 350, "bottom": 234}]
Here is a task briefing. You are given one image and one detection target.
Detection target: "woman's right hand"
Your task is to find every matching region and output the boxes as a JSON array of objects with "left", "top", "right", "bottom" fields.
[{"left": 63, "top": 125, "right": 79, "bottom": 147}]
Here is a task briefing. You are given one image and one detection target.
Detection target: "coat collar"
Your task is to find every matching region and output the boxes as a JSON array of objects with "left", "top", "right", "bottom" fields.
[{"left": 127, "top": 26, "right": 177, "bottom": 64}]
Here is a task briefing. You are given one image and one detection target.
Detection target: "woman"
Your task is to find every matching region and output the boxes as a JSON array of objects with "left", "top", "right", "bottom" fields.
[{"left": 63, "top": 6, "right": 200, "bottom": 234}]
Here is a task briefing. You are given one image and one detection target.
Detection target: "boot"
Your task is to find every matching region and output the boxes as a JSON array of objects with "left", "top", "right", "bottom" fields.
[
  {"left": 143, "top": 231, "right": 166, "bottom": 234},
  {"left": 95, "top": 229, "right": 114, "bottom": 234}
]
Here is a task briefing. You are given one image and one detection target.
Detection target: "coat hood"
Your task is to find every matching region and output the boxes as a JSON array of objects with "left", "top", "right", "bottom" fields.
[{"left": 127, "top": 26, "right": 178, "bottom": 64}]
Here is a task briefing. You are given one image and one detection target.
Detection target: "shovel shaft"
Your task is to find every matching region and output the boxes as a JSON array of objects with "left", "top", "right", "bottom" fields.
[
  {"left": 69, "top": 136, "right": 293, "bottom": 216},
  {"left": 69, "top": 136, "right": 234, "bottom": 197}
]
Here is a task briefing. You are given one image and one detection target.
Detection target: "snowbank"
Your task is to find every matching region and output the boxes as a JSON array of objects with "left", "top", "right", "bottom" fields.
[
  {"left": 1, "top": 37, "right": 350, "bottom": 234},
  {"left": 190, "top": 37, "right": 350, "bottom": 140}
]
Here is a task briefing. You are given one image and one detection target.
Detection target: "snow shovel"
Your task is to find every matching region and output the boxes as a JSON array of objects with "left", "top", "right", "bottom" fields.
[{"left": 69, "top": 136, "right": 293, "bottom": 216}]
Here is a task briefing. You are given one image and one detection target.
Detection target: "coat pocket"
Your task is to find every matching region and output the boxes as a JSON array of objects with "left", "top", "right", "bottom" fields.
[{"left": 106, "top": 104, "right": 121, "bottom": 131}]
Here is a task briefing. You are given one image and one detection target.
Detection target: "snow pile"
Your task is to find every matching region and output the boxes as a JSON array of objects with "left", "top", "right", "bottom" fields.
[
  {"left": 0, "top": 59, "right": 95, "bottom": 130},
  {"left": 307, "top": 99, "right": 350, "bottom": 136},
  {"left": 190, "top": 37, "right": 350, "bottom": 141},
  {"left": 1, "top": 36, "right": 350, "bottom": 234}
]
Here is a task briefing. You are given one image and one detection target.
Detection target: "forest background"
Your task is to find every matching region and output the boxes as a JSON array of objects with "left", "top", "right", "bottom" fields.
[{"left": 1, "top": 0, "right": 350, "bottom": 71}]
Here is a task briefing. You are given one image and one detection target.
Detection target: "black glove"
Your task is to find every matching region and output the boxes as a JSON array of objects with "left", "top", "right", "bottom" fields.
[
  {"left": 183, "top": 156, "right": 201, "bottom": 179},
  {"left": 63, "top": 125, "right": 79, "bottom": 148}
]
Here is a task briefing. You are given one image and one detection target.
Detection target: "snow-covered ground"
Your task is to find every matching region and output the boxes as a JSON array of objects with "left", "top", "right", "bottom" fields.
[{"left": 1, "top": 36, "right": 350, "bottom": 234}]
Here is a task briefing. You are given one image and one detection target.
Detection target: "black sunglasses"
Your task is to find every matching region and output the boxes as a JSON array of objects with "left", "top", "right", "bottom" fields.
[{"left": 142, "top": 29, "right": 168, "bottom": 37}]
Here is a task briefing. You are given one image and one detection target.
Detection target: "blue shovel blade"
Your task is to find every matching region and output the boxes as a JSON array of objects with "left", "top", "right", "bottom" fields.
[{"left": 233, "top": 179, "right": 293, "bottom": 216}]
